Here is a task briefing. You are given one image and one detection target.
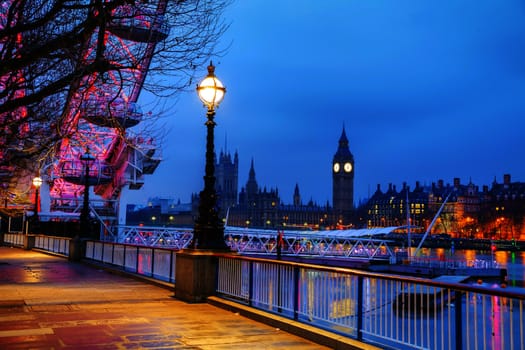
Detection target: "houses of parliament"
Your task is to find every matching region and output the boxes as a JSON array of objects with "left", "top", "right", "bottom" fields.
[{"left": 128, "top": 127, "right": 525, "bottom": 240}]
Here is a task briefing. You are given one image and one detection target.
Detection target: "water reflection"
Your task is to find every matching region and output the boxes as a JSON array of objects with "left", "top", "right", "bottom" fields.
[{"left": 415, "top": 248, "right": 525, "bottom": 288}]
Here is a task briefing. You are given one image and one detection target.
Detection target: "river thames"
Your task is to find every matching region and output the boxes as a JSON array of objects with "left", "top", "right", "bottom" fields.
[{"left": 411, "top": 247, "right": 525, "bottom": 288}]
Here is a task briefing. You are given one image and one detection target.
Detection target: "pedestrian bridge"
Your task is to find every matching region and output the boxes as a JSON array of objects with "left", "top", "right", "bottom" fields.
[{"left": 117, "top": 225, "right": 402, "bottom": 262}]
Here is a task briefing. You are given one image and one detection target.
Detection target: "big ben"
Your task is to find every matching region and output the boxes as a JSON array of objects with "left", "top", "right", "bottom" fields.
[{"left": 332, "top": 126, "right": 354, "bottom": 224}]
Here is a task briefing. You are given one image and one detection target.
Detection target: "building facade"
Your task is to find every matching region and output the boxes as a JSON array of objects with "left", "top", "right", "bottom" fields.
[
  {"left": 125, "top": 127, "right": 525, "bottom": 240},
  {"left": 215, "top": 149, "right": 238, "bottom": 217},
  {"left": 228, "top": 159, "right": 330, "bottom": 229},
  {"left": 365, "top": 175, "right": 525, "bottom": 240}
]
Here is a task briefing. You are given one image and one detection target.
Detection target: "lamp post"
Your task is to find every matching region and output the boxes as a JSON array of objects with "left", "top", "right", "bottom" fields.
[
  {"left": 80, "top": 148, "right": 95, "bottom": 238},
  {"left": 191, "top": 61, "right": 228, "bottom": 250},
  {"left": 32, "top": 176, "right": 42, "bottom": 226},
  {"left": 2, "top": 183, "right": 8, "bottom": 208}
]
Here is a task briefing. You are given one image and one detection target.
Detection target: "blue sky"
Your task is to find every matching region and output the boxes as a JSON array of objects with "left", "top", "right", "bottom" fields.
[{"left": 129, "top": 0, "right": 525, "bottom": 206}]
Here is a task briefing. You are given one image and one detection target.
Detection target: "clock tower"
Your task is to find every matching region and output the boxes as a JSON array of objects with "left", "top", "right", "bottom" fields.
[{"left": 332, "top": 126, "right": 354, "bottom": 224}]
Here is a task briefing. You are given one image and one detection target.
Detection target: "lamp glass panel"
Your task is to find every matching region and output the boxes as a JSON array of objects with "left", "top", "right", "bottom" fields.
[
  {"left": 198, "top": 76, "right": 225, "bottom": 106},
  {"left": 32, "top": 177, "right": 43, "bottom": 188}
]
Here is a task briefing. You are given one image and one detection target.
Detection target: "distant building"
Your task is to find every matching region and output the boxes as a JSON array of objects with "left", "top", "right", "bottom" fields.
[
  {"left": 215, "top": 149, "right": 238, "bottom": 217},
  {"left": 126, "top": 197, "right": 193, "bottom": 227},
  {"left": 483, "top": 174, "right": 525, "bottom": 240},
  {"left": 332, "top": 126, "right": 355, "bottom": 225},
  {"left": 125, "top": 128, "right": 525, "bottom": 240},
  {"left": 227, "top": 159, "right": 330, "bottom": 229},
  {"left": 230, "top": 158, "right": 280, "bottom": 227},
  {"left": 364, "top": 175, "right": 525, "bottom": 240},
  {"left": 366, "top": 182, "right": 427, "bottom": 229}
]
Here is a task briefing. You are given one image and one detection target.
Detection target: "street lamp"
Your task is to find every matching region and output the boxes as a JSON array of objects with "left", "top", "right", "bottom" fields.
[
  {"left": 191, "top": 61, "right": 228, "bottom": 250},
  {"left": 2, "top": 183, "right": 8, "bottom": 208},
  {"left": 32, "top": 176, "right": 42, "bottom": 221},
  {"left": 79, "top": 147, "right": 95, "bottom": 237}
]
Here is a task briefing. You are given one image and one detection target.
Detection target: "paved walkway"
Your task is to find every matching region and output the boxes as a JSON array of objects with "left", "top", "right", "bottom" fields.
[{"left": 0, "top": 247, "right": 329, "bottom": 350}]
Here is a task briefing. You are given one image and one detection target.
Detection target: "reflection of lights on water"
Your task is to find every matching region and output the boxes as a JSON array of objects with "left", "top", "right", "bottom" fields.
[
  {"left": 492, "top": 295, "right": 502, "bottom": 346},
  {"left": 494, "top": 251, "right": 507, "bottom": 266},
  {"left": 509, "top": 252, "right": 517, "bottom": 287},
  {"left": 464, "top": 249, "right": 476, "bottom": 262}
]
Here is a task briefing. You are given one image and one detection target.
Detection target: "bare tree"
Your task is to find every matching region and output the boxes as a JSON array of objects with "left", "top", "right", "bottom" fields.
[{"left": 0, "top": 0, "right": 230, "bottom": 202}]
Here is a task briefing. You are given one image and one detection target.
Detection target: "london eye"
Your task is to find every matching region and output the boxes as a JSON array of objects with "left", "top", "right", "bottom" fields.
[{"left": 46, "top": 1, "right": 168, "bottom": 238}]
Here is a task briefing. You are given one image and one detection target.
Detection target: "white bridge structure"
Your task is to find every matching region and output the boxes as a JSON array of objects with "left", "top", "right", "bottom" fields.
[{"left": 117, "top": 225, "right": 402, "bottom": 262}]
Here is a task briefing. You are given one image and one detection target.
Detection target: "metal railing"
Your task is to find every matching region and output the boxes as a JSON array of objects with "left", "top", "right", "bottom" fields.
[
  {"left": 3, "top": 232, "right": 25, "bottom": 246},
  {"left": 117, "top": 225, "right": 193, "bottom": 249},
  {"left": 216, "top": 254, "right": 525, "bottom": 350},
  {"left": 34, "top": 235, "right": 70, "bottom": 256},
  {"left": 115, "top": 225, "right": 396, "bottom": 262},
  {"left": 409, "top": 255, "right": 498, "bottom": 269},
  {"left": 3, "top": 233, "right": 70, "bottom": 256},
  {"left": 85, "top": 240, "right": 176, "bottom": 283}
]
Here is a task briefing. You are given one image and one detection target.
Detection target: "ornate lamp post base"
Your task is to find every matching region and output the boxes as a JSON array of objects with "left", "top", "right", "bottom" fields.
[
  {"left": 174, "top": 250, "right": 218, "bottom": 302},
  {"left": 68, "top": 237, "right": 84, "bottom": 261}
]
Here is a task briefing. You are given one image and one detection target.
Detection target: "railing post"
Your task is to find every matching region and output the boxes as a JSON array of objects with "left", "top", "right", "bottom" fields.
[
  {"left": 293, "top": 266, "right": 300, "bottom": 321},
  {"left": 170, "top": 250, "right": 174, "bottom": 283},
  {"left": 357, "top": 275, "right": 364, "bottom": 341},
  {"left": 136, "top": 246, "right": 140, "bottom": 273},
  {"left": 248, "top": 261, "right": 254, "bottom": 307},
  {"left": 123, "top": 245, "right": 127, "bottom": 270},
  {"left": 455, "top": 290, "right": 463, "bottom": 350},
  {"left": 150, "top": 248, "right": 155, "bottom": 277},
  {"left": 214, "top": 256, "right": 219, "bottom": 293},
  {"left": 277, "top": 263, "right": 282, "bottom": 313}
]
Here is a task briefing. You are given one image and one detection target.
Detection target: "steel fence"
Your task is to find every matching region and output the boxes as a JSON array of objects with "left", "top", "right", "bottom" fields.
[
  {"left": 34, "top": 235, "right": 70, "bottom": 255},
  {"left": 216, "top": 254, "right": 525, "bottom": 350},
  {"left": 3, "top": 233, "right": 25, "bottom": 246},
  {"left": 85, "top": 241, "right": 176, "bottom": 283}
]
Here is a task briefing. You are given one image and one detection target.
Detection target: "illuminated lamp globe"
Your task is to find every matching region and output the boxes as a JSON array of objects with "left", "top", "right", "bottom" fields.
[
  {"left": 196, "top": 62, "right": 226, "bottom": 110},
  {"left": 32, "top": 176, "right": 43, "bottom": 188}
]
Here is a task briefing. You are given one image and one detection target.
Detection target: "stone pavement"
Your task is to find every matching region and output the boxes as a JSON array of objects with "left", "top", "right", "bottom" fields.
[{"left": 0, "top": 247, "right": 329, "bottom": 350}]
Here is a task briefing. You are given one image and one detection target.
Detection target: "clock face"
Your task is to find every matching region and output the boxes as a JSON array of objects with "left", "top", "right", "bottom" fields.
[
  {"left": 344, "top": 162, "right": 353, "bottom": 173},
  {"left": 333, "top": 162, "right": 340, "bottom": 173}
]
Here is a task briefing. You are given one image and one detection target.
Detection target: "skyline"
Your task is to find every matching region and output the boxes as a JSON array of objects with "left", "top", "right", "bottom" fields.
[{"left": 127, "top": 1, "right": 525, "bottom": 206}]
